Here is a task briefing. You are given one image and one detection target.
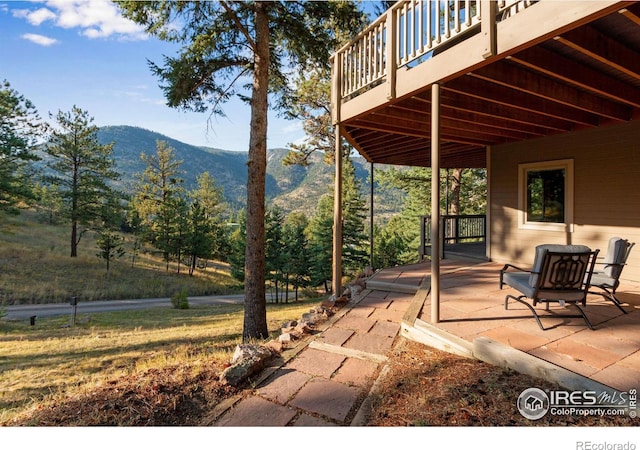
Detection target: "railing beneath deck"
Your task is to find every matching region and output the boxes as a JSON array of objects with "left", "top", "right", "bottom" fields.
[
  {"left": 420, "top": 214, "right": 487, "bottom": 260},
  {"left": 334, "top": 0, "right": 538, "bottom": 102}
]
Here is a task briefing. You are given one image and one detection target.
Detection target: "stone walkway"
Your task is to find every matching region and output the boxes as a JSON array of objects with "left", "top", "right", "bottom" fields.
[{"left": 208, "top": 288, "right": 412, "bottom": 426}]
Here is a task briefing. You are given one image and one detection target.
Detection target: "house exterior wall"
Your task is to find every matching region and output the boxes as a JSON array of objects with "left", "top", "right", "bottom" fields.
[{"left": 489, "top": 120, "right": 640, "bottom": 282}]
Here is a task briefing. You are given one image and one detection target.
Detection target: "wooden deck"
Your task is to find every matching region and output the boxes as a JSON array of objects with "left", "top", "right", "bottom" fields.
[
  {"left": 331, "top": 1, "right": 640, "bottom": 169},
  {"left": 365, "top": 259, "right": 640, "bottom": 393}
]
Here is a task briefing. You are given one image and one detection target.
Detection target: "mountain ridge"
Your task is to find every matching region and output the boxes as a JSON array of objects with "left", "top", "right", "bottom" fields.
[{"left": 96, "top": 125, "right": 393, "bottom": 217}]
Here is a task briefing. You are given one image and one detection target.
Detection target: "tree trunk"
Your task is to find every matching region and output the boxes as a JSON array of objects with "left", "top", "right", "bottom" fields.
[
  {"left": 285, "top": 275, "right": 289, "bottom": 304},
  {"left": 242, "top": 2, "right": 270, "bottom": 342},
  {"left": 70, "top": 220, "right": 78, "bottom": 257},
  {"left": 450, "top": 168, "right": 464, "bottom": 215},
  {"left": 189, "top": 255, "right": 196, "bottom": 276}
]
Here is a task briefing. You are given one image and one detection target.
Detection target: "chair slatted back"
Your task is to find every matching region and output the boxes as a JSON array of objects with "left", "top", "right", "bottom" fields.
[{"left": 534, "top": 250, "right": 599, "bottom": 302}]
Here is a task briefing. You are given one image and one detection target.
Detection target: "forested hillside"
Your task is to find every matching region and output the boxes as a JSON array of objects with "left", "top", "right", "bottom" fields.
[{"left": 94, "top": 125, "right": 403, "bottom": 217}]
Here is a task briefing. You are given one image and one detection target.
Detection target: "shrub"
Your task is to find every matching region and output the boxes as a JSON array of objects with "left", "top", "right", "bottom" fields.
[{"left": 170, "top": 287, "right": 189, "bottom": 310}]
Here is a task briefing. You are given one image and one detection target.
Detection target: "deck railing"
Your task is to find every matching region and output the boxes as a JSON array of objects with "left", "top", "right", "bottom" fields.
[
  {"left": 334, "top": 0, "right": 538, "bottom": 101},
  {"left": 420, "top": 214, "right": 487, "bottom": 259}
]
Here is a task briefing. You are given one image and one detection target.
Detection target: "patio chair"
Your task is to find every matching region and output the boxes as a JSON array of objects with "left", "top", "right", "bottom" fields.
[
  {"left": 589, "top": 237, "right": 635, "bottom": 314},
  {"left": 500, "top": 244, "right": 599, "bottom": 330}
]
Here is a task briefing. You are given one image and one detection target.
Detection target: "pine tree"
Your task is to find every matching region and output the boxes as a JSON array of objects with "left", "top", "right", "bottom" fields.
[
  {"left": 265, "top": 207, "right": 286, "bottom": 303},
  {"left": 96, "top": 231, "right": 125, "bottom": 273},
  {"left": 0, "top": 79, "right": 45, "bottom": 215},
  {"left": 118, "top": 0, "right": 365, "bottom": 340},
  {"left": 306, "top": 194, "right": 334, "bottom": 293},
  {"left": 228, "top": 209, "right": 246, "bottom": 283},
  {"left": 134, "top": 140, "right": 184, "bottom": 270},
  {"left": 283, "top": 212, "right": 310, "bottom": 302},
  {"left": 188, "top": 172, "right": 227, "bottom": 266},
  {"left": 341, "top": 157, "right": 369, "bottom": 275},
  {"left": 46, "top": 106, "right": 119, "bottom": 257},
  {"left": 184, "top": 201, "right": 214, "bottom": 276}
]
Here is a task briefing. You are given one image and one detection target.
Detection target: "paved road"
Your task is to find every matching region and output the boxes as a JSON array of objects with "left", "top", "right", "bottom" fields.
[{"left": 2, "top": 294, "right": 245, "bottom": 320}]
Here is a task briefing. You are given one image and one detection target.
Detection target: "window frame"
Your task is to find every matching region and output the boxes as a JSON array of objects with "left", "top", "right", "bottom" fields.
[{"left": 518, "top": 159, "right": 574, "bottom": 232}]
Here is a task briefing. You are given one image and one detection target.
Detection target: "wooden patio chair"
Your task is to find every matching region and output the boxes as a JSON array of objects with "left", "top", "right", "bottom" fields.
[
  {"left": 589, "top": 237, "right": 635, "bottom": 314},
  {"left": 500, "top": 244, "right": 599, "bottom": 330}
]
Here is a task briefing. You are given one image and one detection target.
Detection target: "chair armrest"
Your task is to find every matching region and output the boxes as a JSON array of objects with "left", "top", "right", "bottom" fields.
[
  {"left": 501, "top": 263, "right": 529, "bottom": 273},
  {"left": 499, "top": 264, "right": 530, "bottom": 289},
  {"left": 594, "top": 261, "right": 626, "bottom": 267}
]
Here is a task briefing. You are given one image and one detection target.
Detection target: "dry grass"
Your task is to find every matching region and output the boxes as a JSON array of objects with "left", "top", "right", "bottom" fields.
[
  {"left": 6, "top": 328, "right": 635, "bottom": 427},
  {"left": 1, "top": 299, "right": 317, "bottom": 425},
  {"left": 0, "top": 210, "right": 241, "bottom": 305}
]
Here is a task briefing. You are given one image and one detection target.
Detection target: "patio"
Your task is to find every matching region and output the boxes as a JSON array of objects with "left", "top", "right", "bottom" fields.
[{"left": 365, "top": 259, "right": 640, "bottom": 393}]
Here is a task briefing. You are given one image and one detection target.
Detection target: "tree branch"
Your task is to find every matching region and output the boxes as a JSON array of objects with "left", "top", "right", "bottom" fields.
[{"left": 219, "top": 1, "right": 256, "bottom": 52}]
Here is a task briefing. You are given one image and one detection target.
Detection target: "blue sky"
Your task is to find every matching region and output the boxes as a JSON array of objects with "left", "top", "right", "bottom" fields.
[{"left": 0, "top": 0, "right": 308, "bottom": 151}]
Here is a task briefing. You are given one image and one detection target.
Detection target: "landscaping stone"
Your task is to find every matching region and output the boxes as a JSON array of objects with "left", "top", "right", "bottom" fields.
[{"left": 219, "top": 344, "right": 274, "bottom": 387}]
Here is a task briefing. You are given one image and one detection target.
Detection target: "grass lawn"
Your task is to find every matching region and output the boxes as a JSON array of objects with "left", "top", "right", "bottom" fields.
[
  {"left": 0, "top": 210, "right": 242, "bottom": 305},
  {"left": 0, "top": 299, "right": 319, "bottom": 425}
]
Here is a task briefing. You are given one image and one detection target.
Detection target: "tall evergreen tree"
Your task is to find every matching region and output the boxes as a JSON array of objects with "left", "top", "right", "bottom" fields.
[
  {"left": 184, "top": 200, "right": 214, "bottom": 276},
  {"left": 134, "top": 140, "right": 185, "bottom": 270},
  {"left": 306, "top": 194, "right": 334, "bottom": 293},
  {"left": 117, "top": 0, "right": 365, "bottom": 341},
  {"left": 189, "top": 172, "right": 225, "bottom": 220},
  {"left": 341, "top": 157, "right": 369, "bottom": 275},
  {"left": 228, "top": 209, "right": 246, "bottom": 283},
  {"left": 46, "top": 106, "right": 119, "bottom": 257},
  {"left": 0, "top": 79, "right": 46, "bottom": 215},
  {"left": 283, "top": 212, "right": 310, "bottom": 302},
  {"left": 188, "top": 171, "right": 227, "bottom": 265},
  {"left": 265, "top": 207, "right": 286, "bottom": 303}
]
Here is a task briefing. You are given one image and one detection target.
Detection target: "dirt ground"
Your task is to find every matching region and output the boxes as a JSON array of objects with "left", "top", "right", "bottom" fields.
[
  {"left": 365, "top": 339, "right": 634, "bottom": 426},
  {"left": 7, "top": 338, "right": 634, "bottom": 427}
]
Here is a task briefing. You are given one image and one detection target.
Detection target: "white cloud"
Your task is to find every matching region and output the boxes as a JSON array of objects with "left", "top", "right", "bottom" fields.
[
  {"left": 21, "top": 33, "right": 59, "bottom": 46},
  {"left": 13, "top": 7, "right": 56, "bottom": 25},
  {"left": 13, "top": 0, "right": 148, "bottom": 41}
]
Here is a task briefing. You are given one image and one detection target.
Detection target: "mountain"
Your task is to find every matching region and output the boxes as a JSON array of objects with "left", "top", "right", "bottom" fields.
[
  {"left": 97, "top": 126, "right": 249, "bottom": 206},
  {"left": 95, "top": 125, "right": 402, "bottom": 217}
]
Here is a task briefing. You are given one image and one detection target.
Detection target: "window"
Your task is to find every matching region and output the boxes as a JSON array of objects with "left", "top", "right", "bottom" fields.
[{"left": 518, "top": 159, "right": 573, "bottom": 232}]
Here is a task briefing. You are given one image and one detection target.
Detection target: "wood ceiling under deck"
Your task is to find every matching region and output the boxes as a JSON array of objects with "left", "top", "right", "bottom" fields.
[{"left": 341, "top": 2, "right": 640, "bottom": 169}]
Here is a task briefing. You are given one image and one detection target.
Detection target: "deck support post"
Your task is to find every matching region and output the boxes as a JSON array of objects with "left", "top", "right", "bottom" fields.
[
  {"left": 431, "top": 83, "right": 441, "bottom": 324},
  {"left": 332, "top": 125, "right": 343, "bottom": 298},
  {"left": 370, "top": 161, "right": 375, "bottom": 270}
]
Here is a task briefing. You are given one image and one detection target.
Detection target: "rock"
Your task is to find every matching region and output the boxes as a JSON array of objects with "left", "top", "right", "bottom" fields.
[
  {"left": 281, "top": 325, "right": 297, "bottom": 335},
  {"left": 294, "top": 322, "right": 312, "bottom": 335},
  {"left": 279, "top": 333, "right": 293, "bottom": 344},
  {"left": 264, "top": 340, "right": 283, "bottom": 353},
  {"left": 220, "top": 344, "right": 274, "bottom": 387},
  {"left": 230, "top": 344, "right": 273, "bottom": 365},
  {"left": 219, "top": 356, "right": 264, "bottom": 387},
  {"left": 301, "top": 312, "right": 325, "bottom": 325},
  {"left": 334, "top": 295, "right": 349, "bottom": 305},
  {"left": 350, "top": 284, "right": 363, "bottom": 297},
  {"left": 321, "top": 298, "right": 335, "bottom": 309},
  {"left": 281, "top": 320, "right": 298, "bottom": 329}
]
